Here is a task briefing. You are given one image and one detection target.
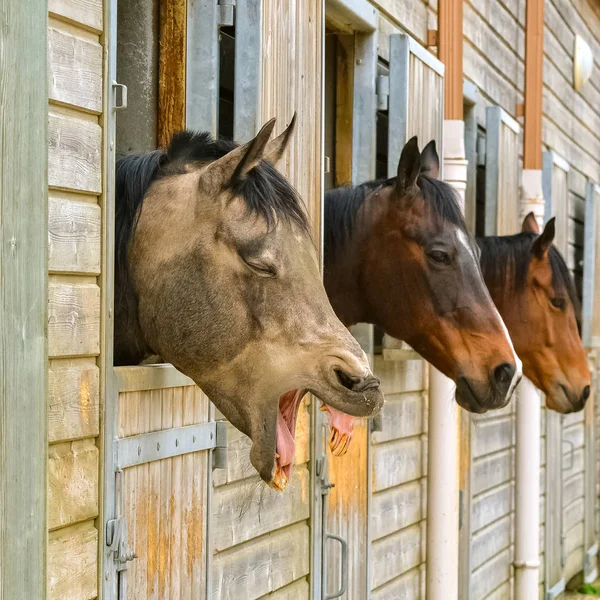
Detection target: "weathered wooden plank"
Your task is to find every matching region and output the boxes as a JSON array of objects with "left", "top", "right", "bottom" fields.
[
  {"left": 48, "top": 439, "right": 98, "bottom": 530},
  {"left": 48, "top": 112, "right": 102, "bottom": 193},
  {"left": 564, "top": 422, "right": 585, "bottom": 449},
  {"left": 49, "top": 0, "right": 103, "bottom": 32},
  {"left": 565, "top": 544, "right": 585, "bottom": 584},
  {"left": 471, "top": 515, "right": 511, "bottom": 571},
  {"left": 374, "top": 356, "right": 425, "bottom": 395},
  {"left": 371, "top": 392, "right": 423, "bottom": 444},
  {"left": 48, "top": 197, "right": 101, "bottom": 274},
  {"left": 472, "top": 482, "right": 513, "bottom": 533},
  {"left": 48, "top": 27, "right": 102, "bottom": 113},
  {"left": 371, "top": 524, "right": 422, "bottom": 590},
  {"left": 212, "top": 523, "right": 310, "bottom": 600},
  {"left": 470, "top": 548, "right": 511, "bottom": 600},
  {"left": 257, "top": 578, "right": 309, "bottom": 600},
  {"left": 372, "top": 0, "right": 429, "bottom": 46},
  {"left": 563, "top": 473, "right": 585, "bottom": 506},
  {"left": 562, "top": 447, "right": 585, "bottom": 481},
  {"left": 48, "top": 283, "right": 100, "bottom": 357},
  {"left": 472, "top": 417, "right": 513, "bottom": 457},
  {"left": 213, "top": 466, "right": 309, "bottom": 552},
  {"left": 371, "top": 480, "right": 422, "bottom": 541},
  {"left": 0, "top": 1, "right": 48, "bottom": 597},
  {"left": 564, "top": 497, "right": 585, "bottom": 533},
  {"left": 371, "top": 566, "right": 421, "bottom": 600},
  {"left": 472, "top": 449, "right": 513, "bottom": 496},
  {"left": 372, "top": 436, "right": 422, "bottom": 491},
  {"left": 47, "top": 521, "right": 98, "bottom": 600},
  {"left": 48, "top": 363, "right": 99, "bottom": 443}
]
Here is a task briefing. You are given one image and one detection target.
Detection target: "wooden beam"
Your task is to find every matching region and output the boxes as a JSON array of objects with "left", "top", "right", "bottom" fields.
[
  {"left": 438, "top": 0, "right": 463, "bottom": 119},
  {"left": 0, "top": 0, "right": 48, "bottom": 598},
  {"left": 523, "top": 0, "right": 544, "bottom": 169},
  {"left": 158, "top": 0, "right": 187, "bottom": 147}
]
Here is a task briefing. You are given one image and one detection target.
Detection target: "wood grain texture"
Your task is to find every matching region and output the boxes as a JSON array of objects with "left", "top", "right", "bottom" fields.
[
  {"left": 158, "top": 0, "right": 186, "bottom": 147},
  {"left": 371, "top": 481, "right": 422, "bottom": 541},
  {"left": 0, "top": 1, "right": 48, "bottom": 597},
  {"left": 256, "top": 577, "right": 309, "bottom": 599},
  {"left": 47, "top": 521, "right": 98, "bottom": 600},
  {"left": 49, "top": 0, "right": 103, "bottom": 32},
  {"left": 49, "top": 363, "right": 99, "bottom": 443},
  {"left": 48, "top": 197, "right": 101, "bottom": 274},
  {"left": 472, "top": 483, "right": 513, "bottom": 534},
  {"left": 212, "top": 523, "right": 310, "bottom": 600},
  {"left": 470, "top": 548, "right": 511, "bottom": 600},
  {"left": 371, "top": 524, "right": 421, "bottom": 590},
  {"left": 370, "top": 567, "right": 421, "bottom": 600},
  {"left": 371, "top": 392, "right": 423, "bottom": 444},
  {"left": 48, "top": 112, "right": 102, "bottom": 193},
  {"left": 48, "top": 439, "right": 99, "bottom": 530},
  {"left": 48, "top": 26, "right": 102, "bottom": 113},
  {"left": 48, "top": 283, "right": 100, "bottom": 357},
  {"left": 372, "top": 436, "right": 423, "bottom": 491},
  {"left": 471, "top": 515, "right": 511, "bottom": 571}
]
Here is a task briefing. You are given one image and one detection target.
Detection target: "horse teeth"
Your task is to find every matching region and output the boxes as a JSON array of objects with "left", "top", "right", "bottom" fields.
[{"left": 275, "top": 453, "right": 280, "bottom": 459}]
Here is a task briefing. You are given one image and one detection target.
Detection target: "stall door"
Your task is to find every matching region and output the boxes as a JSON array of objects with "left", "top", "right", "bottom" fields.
[
  {"left": 542, "top": 151, "right": 570, "bottom": 599},
  {"left": 582, "top": 182, "right": 600, "bottom": 583},
  {"left": 464, "top": 106, "right": 521, "bottom": 600}
]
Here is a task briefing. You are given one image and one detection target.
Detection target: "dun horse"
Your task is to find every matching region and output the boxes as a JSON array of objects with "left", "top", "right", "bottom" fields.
[
  {"left": 113, "top": 117, "right": 383, "bottom": 491},
  {"left": 478, "top": 213, "right": 591, "bottom": 413}
]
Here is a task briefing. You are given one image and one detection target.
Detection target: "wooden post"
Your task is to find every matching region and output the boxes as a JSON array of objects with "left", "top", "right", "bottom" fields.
[
  {"left": 438, "top": 0, "right": 463, "bottom": 120},
  {"left": 523, "top": 0, "right": 544, "bottom": 169},
  {"left": 0, "top": 1, "right": 48, "bottom": 598}
]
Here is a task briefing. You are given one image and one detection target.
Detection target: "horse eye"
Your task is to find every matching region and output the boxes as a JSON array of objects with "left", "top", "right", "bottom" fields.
[
  {"left": 428, "top": 250, "right": 451, "bottom": 265},
  {"left": 243, "top": 259, "right": 276, "bottom": 278},
  {"left": 551, "top": 297, "right": 566, "bottom": 311}
]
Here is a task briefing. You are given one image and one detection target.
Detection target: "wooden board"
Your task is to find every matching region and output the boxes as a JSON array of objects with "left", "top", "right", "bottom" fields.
[
  {"left": 48, "top": 26, "right": 103, "bottom": 113},
  {"left": 48, "top": 521, "right": 98, "bottom": 600},
  {"left": 48, "top": 112, "right": 102, "bottom": 193},
  {"left": 49, "top": 0, "right": 103, "bottom": 33},
  {"left": 48, "top": 197, "right": 101, "bottom": 274},
  {"left": 370, "top": 567, "right": 421, "bottom": 600},
  {"left": 48, "top": 283, "right": 101, "bottom": 357},
  {"left": 48, "top": 362, "right": 100, "bottom": 442},
  {"left": 48, "top": 439, "right": 99, "bottom": 530},
  {"left": 372, "top": 436, "right": 423, "bottom": 492},
  {"left": 470, "top": 548, "right": 512, "bottom": 600},
  {"left": 371, "top": 481, "right": 422, "bottom": 541}
]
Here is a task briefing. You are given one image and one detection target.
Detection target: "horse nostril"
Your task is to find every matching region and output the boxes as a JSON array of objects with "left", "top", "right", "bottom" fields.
[
  {"left": 582, "top": 385, "right": 591, "bottom": 402},
  {"left": 335, "top": 370, "right": 380, "bottom": 392},
  {"left": 493, "top": 362, "right": 516, "bottom": 389}
]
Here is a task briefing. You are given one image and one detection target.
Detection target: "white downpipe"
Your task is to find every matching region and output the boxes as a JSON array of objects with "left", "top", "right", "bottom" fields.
[
  {"left": 514, "top": 377, "right": 541, "bottom": 599},
  {"left": 426, "top": 367, "right": 459, "bottom": 599},
  {"left": 426, "top": 120, "right": 466, "bottom": 600}
]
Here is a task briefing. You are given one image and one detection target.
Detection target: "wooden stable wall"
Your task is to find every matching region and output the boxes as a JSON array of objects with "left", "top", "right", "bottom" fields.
[{"left": 46, "top": 0, "right": 104, "bottom": 598}]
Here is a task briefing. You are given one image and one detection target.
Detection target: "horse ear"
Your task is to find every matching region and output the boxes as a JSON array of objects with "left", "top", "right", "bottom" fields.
[
  {"left": 263, "top": 113, "right": 296, "bottom": 165},
  {"left": 531, "top": 218, "right": 555, "bottom": 258},
  {"left": 521, "top": 212, "right": 540, "bottom": 234},
  {"left": 395, "top": 136, "right": 421, "bottom": 199},
  {"left": 203, "top": 118, "right": 277, "bottom": 188},
  {"left": 420, "top": 140, "right": 440, "bottom": 179}
]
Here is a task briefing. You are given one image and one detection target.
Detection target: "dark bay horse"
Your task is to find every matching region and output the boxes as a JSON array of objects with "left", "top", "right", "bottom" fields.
[
  {"left": 114, "top": 117, "right": 383, "bottom": 491},
  {"left": 322, "top": 137, "right": 521, "bottom": 451},
  {"left": 477, "top": 213, "right": 591, "bottom": 412}
]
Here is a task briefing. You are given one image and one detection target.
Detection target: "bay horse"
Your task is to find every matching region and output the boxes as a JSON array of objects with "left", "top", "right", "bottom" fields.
[
  {"left": 477, "top": 213, "right": 591, "bottom": 412},
  {"left": 322, "top": 137, "right": 521, "bottom": 452},
  {"left": 113, "top": 116, "right": 383, "bottom": 491}
]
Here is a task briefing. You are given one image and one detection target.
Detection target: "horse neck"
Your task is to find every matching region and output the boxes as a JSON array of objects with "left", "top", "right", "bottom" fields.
[{"left": 324, "top": 190, "right": 371, "bottom": 327}]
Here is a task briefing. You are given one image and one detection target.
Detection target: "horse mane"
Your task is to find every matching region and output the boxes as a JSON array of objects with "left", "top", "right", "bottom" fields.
[
  {"left": 477, "top": 232, "right": 581, "bottom": 316},
  {"left": 115, "top": 131, "right": 309, "bottom": 300},
  {"left": 324, "top": 175, "right": 467, "bottom": 263}
]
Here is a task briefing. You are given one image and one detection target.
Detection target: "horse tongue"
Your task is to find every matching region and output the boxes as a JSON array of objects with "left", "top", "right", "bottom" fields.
[
  {"left": 276, "top": 410, "right": 296, "bottom": 467},
  {"left": 322, "top": 405, "right": 355, "bottom": 456}
]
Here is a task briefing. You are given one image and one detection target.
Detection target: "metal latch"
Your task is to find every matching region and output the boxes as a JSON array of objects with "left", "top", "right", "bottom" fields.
[
  {"left": 324, "top": 533, "right": 348, "bottom": 599},
  {"left": 106, "top": 516, "right": 137, "bottom": 571},
  {"left": 112, "top": 82, "right": 128, "bottom": 110},
  {"left": 376, "top": 75, "right": 389, "bottom": 111},
  {"left": 212, "top": 420, "right": 228, "bottom": 470},
  {"left": 218, "top": 0, "right": 235, "bottom": 26}
]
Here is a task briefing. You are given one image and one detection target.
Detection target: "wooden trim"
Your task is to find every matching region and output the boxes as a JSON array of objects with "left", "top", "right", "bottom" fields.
[
  {"left": 0, "top": 1, "right": 48, "bottom": 597},
  {"left": 438, "top": 0, "right": 463, "bottom": 119},
  {"left": 158, "top": 0, "right": 187, "bottom": 147},
  {"left": 523, "top": 0, "right": 544, "bottom": 170},
  {"left": 335, "top": 34, "right": 355, "bottom": 186}
]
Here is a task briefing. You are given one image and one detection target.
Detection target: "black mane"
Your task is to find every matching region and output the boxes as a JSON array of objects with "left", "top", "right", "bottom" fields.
[
  {"left": 477, "top": 232, "right": 581, "bottom": 315},
  {"left": 115, "top": 131, "right": 308, "bottom": 300},
  {"left": 324, "top": 175, "right": 467, "bottom": 263}
]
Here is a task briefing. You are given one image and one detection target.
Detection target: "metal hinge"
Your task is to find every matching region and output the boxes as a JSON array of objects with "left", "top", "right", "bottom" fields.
[
  {"left": 112, "top": 82, "right": 128, "bottom": 110},
  {"left": 218, "top": 0, "right": 235, "bottom": 27},
  {"left": 376, "top": 75, "right": 389, "bottom": 111},
  {"left": 106, "top": 516, "right": 137, "bottom": 572},
  {"left": 212, "top": 421, "right": 228, "bottom": 470}
]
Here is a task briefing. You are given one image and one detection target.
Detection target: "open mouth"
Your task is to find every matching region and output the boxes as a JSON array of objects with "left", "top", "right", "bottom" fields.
[
  {"left": 322, "top": 404, "right": 355, "bottom": 456},
  {"left": 272, "top": 389, "right": 306, "bottom": 492}
]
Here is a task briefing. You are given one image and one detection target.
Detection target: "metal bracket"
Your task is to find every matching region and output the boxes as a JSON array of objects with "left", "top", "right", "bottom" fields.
[
  {"left": 546, "top": 577, "right": 565, "bottom": 600},
  {"left": 106, "top": 516, "right": 137, "bottom": 572},
  {"left": 218, "top": 0, "right": 235, "bottom": 27},
  {"left": 112, "top": 82, "right": 128, "bottom": 110},
  {"left": 376, "top": 75, "right": 389, "bottom": 111},
  {"left": 212, "top": 421, "right": 228, "bottom": 470}
]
